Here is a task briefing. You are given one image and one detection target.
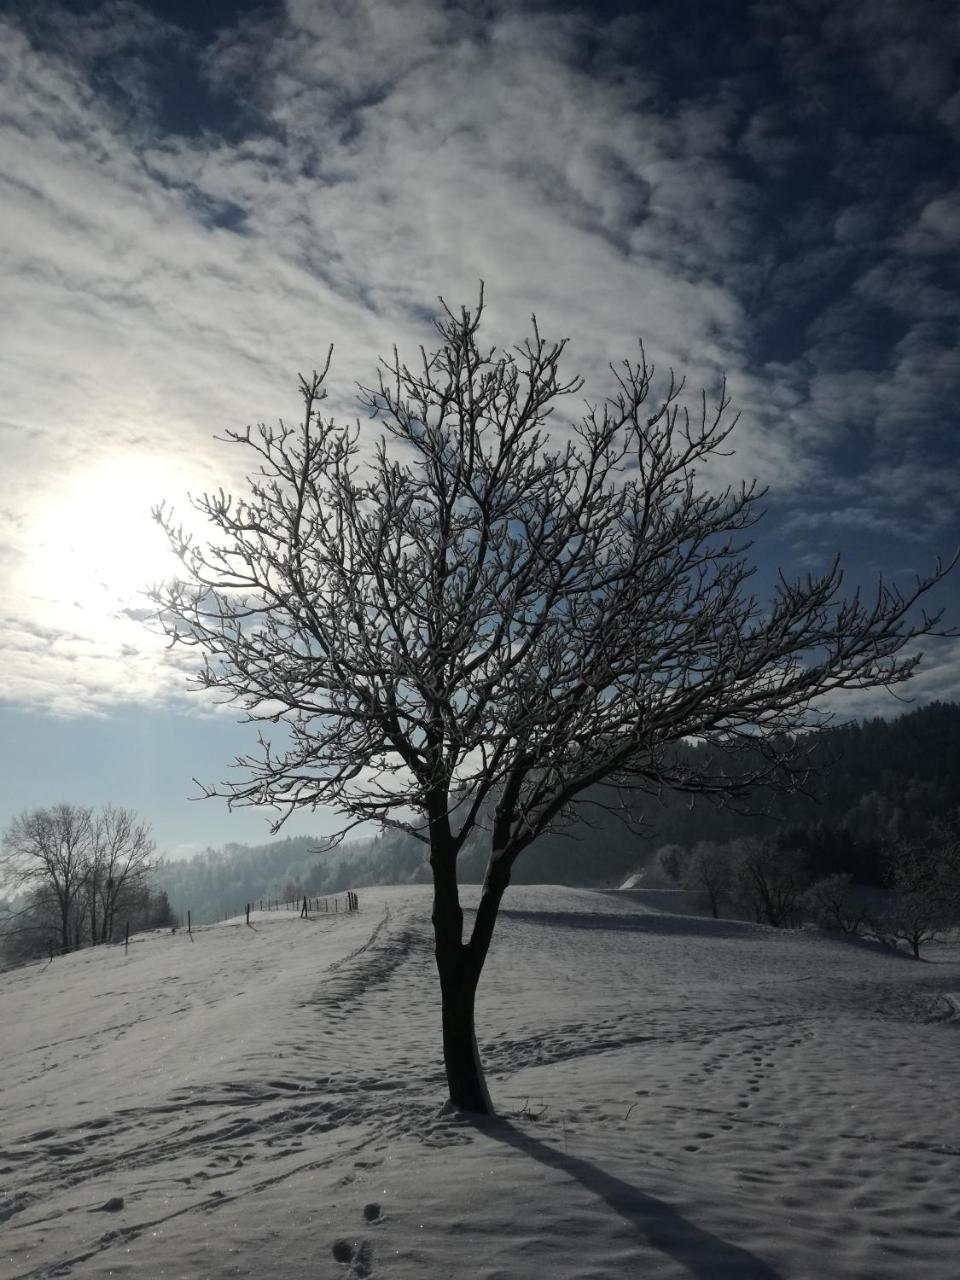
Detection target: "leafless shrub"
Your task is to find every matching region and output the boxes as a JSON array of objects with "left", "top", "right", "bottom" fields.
[{"left": 801, "top": 873, "right": 867, "bottom": 935}]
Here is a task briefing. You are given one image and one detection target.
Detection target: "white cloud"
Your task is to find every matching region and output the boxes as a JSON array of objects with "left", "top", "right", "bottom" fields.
[
  {"left": 814, "top": 637, "right": 960, "bottom": 723},
  {"left": 0, "top": 0, "right": 953, "bottom": 720},
  {"left": 900, "top": 191, "right": 960, "bottom": 255}
]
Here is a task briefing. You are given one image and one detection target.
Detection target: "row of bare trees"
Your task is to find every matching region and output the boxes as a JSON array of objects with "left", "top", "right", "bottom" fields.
[
  {"left": 0, "top": 804, "right": 162, "bottom": 959},
  {"left": 662, "top": 819, "right": 960, "bottom": 956}
]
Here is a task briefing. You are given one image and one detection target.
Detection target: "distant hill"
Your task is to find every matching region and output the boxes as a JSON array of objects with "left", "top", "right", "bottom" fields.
[{"left": 156, "top": 701, "right": 960, "bottom": 918}]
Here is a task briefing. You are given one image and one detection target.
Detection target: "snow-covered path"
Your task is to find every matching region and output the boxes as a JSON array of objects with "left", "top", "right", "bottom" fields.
[{"left": 1, "top": 886, "right": 958, "bottom": 1278}]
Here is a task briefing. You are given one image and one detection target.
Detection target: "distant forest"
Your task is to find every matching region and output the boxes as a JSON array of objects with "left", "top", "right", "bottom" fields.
[{"left": 155, "top": 702, "right": 960, "bottom": 924}]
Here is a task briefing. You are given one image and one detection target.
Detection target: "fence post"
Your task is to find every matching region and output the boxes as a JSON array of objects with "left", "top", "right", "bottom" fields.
[{"left": 246, "top": 903, "right": 250, "bottom": 925}]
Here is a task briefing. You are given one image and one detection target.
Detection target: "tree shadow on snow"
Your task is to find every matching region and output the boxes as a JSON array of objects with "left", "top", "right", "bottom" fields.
[{"left": 477, "top": 1118, "right": 782, "bottom": 1279}]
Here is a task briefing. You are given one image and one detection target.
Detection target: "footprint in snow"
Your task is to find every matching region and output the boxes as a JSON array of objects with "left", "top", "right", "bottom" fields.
[
  {"left": 90, "top": 1197, "right": 124, "bottom": 1213},
  {"left": 332, "top": 1237, "right": 372, "bottom": 1277}
]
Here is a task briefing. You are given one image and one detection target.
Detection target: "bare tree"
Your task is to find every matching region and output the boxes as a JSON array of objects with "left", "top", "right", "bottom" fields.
[
  {"left": 683, "top": 842, "right": 736, "bottom": 919},
  {"left": 90, "top": 806, "right": 156, "bottom": 943},
  {"left": 153, "top": 292, "right": 954, "bottom": 1113},
  {"left": 1, "top": 805, "right": 93, "bottom": 954},
  {"left": 801, "top": 873, "right": 867, "bottom": 935},
  {"left": 736, "top": 841, "right": 811, "bottom": 927},
  {"left": 872, "top": 820, "right": 960, "bottom": 957}
]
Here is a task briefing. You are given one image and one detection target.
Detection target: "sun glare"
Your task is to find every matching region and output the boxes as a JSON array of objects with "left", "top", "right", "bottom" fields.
[{"left": 26, "top": 455, "right": 192, "bottom": 617}]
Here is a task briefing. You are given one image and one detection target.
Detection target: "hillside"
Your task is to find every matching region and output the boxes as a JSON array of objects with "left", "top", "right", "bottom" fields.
[{"left": 2, "top": 887, "right": 959, "bottom": 1278}]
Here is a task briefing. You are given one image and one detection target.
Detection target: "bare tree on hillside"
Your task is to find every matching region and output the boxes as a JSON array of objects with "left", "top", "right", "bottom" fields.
[
  {"left": 1, "top": 805, "right": 94, "bottom": 954},
  {"left": 152, "top": 291, "right": 955, "bottom": 1113},
  {"left": 801, "top": 873, "right": 868, "bottom": 935},
  {"left": 736, "top": 842, "right": 811, "bottom": 927},
  {"left": 683, "top": 842, "right": 736, "bottom": 919},
  {"left": 1, "top": 804, "right": 156, "bottom": 954},
  {"left": 89, "top": 806, "right": 156, "bottom": 943},
  {"left": 872, "top": 819, "right": 960, "bottom": 957}
]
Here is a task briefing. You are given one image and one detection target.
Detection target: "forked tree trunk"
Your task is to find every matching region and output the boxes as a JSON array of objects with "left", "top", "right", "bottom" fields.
[
  {"left": 436, "top": 945, "right": 492, "bottom": 1113},
  {"left": 432, "top": 841, "right": 510, "bottom": 1115}
]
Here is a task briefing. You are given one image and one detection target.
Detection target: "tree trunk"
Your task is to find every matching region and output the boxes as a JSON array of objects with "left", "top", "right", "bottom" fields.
[
  {"left": 436, "top": 946, "right": 492, "bottom": 1113},
  {"left": 431, "top": 834, "right": 510, "bottom": 1116}
]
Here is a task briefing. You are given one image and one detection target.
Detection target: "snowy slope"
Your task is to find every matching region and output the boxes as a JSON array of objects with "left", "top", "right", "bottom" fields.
[{"left": 1, "top": 886, "right": 958, "bottom": 1279}]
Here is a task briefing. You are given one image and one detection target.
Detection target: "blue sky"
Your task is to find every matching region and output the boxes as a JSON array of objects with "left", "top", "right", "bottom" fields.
[{"left": 0, "top": 0, "right": 958, "bottom": 859}]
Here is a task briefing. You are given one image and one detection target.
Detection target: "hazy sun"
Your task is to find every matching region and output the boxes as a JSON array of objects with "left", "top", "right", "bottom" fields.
[{"left": 26, "top": 454, "right": 193, "bottom": 616}]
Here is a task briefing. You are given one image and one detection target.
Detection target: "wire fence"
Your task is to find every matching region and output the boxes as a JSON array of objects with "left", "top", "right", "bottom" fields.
[
  {"left": 31, "top": 894, "right": 362, "bottom": 960},
  {"left": 173, "top": 892, "right": 360, "bottom": 935}
]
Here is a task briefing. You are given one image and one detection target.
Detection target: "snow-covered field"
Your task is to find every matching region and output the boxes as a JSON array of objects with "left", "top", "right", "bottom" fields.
[{"left": 1, "top": 885, "right": 958, "bottom": 1279}]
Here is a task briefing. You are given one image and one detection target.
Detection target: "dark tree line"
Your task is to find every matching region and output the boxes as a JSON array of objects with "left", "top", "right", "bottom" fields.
[{"left": 515, "top": 700, "right": 960, "bottom": 888}]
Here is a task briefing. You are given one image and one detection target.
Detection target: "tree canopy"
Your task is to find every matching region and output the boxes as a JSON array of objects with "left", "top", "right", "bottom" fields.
[{"left": 154, "top": 292, "right": 954, "bottom": 1111}]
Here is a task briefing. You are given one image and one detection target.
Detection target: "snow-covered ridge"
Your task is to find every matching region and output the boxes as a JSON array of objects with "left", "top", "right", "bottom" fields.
[{"left": 1, "top": 886, "right": 958, "bottom": 1278}]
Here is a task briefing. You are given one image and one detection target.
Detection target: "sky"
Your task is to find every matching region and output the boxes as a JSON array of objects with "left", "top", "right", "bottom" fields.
[{"left": 0, "top": 0, "right": 958, "bottom": 860}]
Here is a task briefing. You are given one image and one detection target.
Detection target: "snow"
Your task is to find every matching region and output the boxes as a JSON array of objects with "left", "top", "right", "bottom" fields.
[{"left": 1, "top": 885, "right": 959, "bottom": 1278}]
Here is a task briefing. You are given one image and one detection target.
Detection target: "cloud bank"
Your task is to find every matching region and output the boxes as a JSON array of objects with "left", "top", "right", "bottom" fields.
[{"left": 0, "top": 0, "right": 956, "bottom": 716}]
